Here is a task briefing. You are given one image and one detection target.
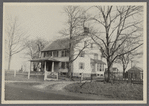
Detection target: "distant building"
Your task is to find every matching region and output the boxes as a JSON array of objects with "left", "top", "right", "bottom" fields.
[
  {"left": 30, "top": 27, "right": 107, "bottom": 79},
  {"left": 105, "top": 67, "right": 123, "bottom": 79},
  {"left": 127, "top": 66, "right": 143, "bottom": 80}
]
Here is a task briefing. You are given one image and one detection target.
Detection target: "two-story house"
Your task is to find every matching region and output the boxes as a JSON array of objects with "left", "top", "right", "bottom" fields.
[{"left": 30, "top": 28, "right": 107, "bottom": 79}]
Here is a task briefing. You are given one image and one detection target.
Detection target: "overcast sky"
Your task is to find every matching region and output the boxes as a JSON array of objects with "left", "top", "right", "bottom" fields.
[
  {"left": 3, "top": 3, "right": 145, "bottom": 71},
  {"left": 3, "top": 3, "right": 68, "bottom": 70}
]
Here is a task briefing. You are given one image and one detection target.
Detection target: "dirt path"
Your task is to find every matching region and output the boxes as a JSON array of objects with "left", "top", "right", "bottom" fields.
[{"left": 33, "top": 81, "right": 75, "bottom": 90}]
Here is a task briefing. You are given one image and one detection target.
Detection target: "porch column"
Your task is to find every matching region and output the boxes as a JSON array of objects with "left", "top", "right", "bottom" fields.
[
  {"left": 44, "top": 61, "right": 47, "bottom": 80},
  {"left": 51, "top": 62, "right": 54, "bottom": 72}
]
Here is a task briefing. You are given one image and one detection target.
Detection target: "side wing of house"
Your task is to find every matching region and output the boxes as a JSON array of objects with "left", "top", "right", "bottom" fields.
[{"left": 72, "top": 37, "right": 107, "bottom": 77}]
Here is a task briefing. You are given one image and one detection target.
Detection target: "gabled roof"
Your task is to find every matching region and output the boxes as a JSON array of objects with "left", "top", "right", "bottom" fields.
[
  {"left": 41, "top": 37, "right": 70, "bottom": 51},
  {"left": 128, "top": 66, "right": 143, "bottom": 72},
  {"left": 91, "top": 59, "right": 106, "bottom": 65},
  {"left": 41, "top": 35, "right": 86, "bottom": 52}
]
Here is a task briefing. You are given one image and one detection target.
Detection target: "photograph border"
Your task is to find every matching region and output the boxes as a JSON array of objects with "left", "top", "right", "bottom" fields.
[{"left": 1, "top": 1, "right": 148, "bottom": 105}]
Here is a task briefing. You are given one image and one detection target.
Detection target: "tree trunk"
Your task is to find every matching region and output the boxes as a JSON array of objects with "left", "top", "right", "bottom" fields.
[
  {"left": 68, "top": 25, "right": 73, "bottom": 78},
  {"left": 123, "top": 65, "right": 126, "bottom": 78},
  {"left": 105, "top": 60, "right": 113, "bottom": 82},
  {"left": 68, "top": 44, "right": 73, "bottom": 78},
  {"left": 7, "top": 54, "right": 12, "bottom": 71},
  {"left": 68, "top": 62, "right": 72, "bottom": 78}
]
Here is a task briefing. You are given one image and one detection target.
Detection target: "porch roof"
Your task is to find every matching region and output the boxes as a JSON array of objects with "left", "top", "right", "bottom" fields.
[{"left": 30, "top": 57, "right": 69, "bottom": 62}]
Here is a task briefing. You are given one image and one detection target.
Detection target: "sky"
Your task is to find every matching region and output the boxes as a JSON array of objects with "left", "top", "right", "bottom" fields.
[
  {"left": 3, "top": 3, "right": 145, "bottom": 71},
  {"left": 3, "top": 3, "right": 68, "bottom": 70}
]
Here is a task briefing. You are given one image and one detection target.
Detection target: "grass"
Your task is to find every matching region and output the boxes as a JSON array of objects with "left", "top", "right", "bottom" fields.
[
  {"left": 64, "top": 82, "right": 143, "bottom": 100},
  {"left": 5, "top": 72, "right": 45, "bottom": 82},
  {"left": 5, "top": 71, "right": 71, "bottom": 82}
]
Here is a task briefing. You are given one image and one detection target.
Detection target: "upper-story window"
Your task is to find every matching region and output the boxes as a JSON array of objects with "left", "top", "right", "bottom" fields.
[
  {"left": 61, "top": 50, "right": 69, "bottom": 57},
  {"left": 44, "top": 52, "right": 47, "bottom": 57},
  {"left": 53, "top": 51, "right": 58, "bottom": 57},
  {"left": 43, "top": 51, "right": 52, "bottom": 57},
  {"left": 43, "top": 52, "right": 46, "bottom": 57},
  {"left": 47, "top": 51, "right": 52, "bottom": 57},
  {"left": 80, "top": 50, "right": 85, "bottom": 57},
  {"left": 79, "top": 62, "right": 85, "bottom": 69},
  {"left": 94, "top": 53, "right": 98, "bottom": 60}
]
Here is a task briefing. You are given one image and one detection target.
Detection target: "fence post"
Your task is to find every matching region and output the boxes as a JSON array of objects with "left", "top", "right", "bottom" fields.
[
  {"left": 57, "top": 73, "right": 58, "bottom": 80},
  {"left": 90, "top": 74, "right": 92, "bottom": 82},
  {"left": 28, "top": 62, "right": 31, "bottom": 79},
  {"left": 44, "top": 71, "right": 47, "bottom": 80},
  {"left": 14, "top": 70, "right": 16, "bottom": 77},
  {"left": 80, "top": 73, "right": 83, "bottom": 83},
  {"left": 28, "top": 70, "right": 30, "bottom": 79}
]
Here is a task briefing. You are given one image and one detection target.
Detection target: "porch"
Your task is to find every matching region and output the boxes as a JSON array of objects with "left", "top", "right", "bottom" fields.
[
  {"left": 29, "top": 57, "right": 69, "bottom": 80},
  {"left": 90, "top": 59, "right": 106, "bottom": 77}
]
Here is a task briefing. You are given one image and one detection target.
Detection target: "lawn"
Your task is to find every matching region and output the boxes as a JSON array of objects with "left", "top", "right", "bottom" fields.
[
  {"left": 5, "top": 71, "right": 71, "bottom": 81},
  {"left": 5, "top": 71, "right": 45, "bottom": 82},
  {"left": 65, "top": 82, "right": 143, "bottom": 100}
]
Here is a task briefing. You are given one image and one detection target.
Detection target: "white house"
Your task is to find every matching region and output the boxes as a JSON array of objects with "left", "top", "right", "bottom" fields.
[{"left": 30, "top": 28, "right": 107, "bottom": 79}]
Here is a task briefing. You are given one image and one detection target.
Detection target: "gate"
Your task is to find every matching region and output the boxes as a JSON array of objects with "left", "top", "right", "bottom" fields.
[{"left": 44, "top": 71, "right": 58, "bottom": 80}]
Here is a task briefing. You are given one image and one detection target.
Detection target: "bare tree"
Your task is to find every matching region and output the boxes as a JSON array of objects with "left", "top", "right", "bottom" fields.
[
  {"left": 116, "top": 42, "right": 143, "bottom": 78},
  {"left": 25, "top": 38, "right": 49, "bottom": 59},
  {"left": 24, "top": 38, "right": 49, "bottom": 71},
  {"left": 60, "top": 6, "right": 90, "bottom": 78},
  {"left": 87, "top": 6, "right": 143, "bottom": 82},
  {"left": 5, "top": 16, "right": 28, "bottom": 71}
]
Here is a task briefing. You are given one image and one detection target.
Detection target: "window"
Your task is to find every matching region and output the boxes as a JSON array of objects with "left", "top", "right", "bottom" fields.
[
  {"left": 131, "top": 73, "right": 133, "bottom": 79},
  {"left": 97, "top": 64, "right": 104, "bottom": 71},
  {"left": 47, "top": 51, "right": 52, "bottom": 57},
  {"left": 61, "top": 62, "right": 68, "bottom": 69},
  {"left": 100, "top": 64, "right": 102, "bottom": 71},
  {"left": 43, "top": 52, "right": 49, "bottom": 57},
  {"left": 61, "top": 51, "right": 65, "bottom": 57},
  {"left": 80, "top": 51, "right": 85, "bottom": 57},
  {"left": 79, "top": 62, "right": 85, "bottom": 69},
  {"left": 43, "top": 52, "right": 46, "bottom": 57},
  {"left": 102, "top": 65, "right": 104, "bottom": 71},
  {"left": 61, "top": 50, "right": 69, "bottom": 57},
  {"left": 97, "top": 64, "right": 100, "bottom": 71},
  {"left": 94, "top": 53, "right": 98, "bottom": 59},
  {"left": 135, "top": 74, "right": 137, "bottom": 79},
  {"left": 66, "top": 62, "right": 69, "bottom": 68},
  {"left": 53, "top": 51, "right": 58, "bottom": 57},
  {"left": 61, "top": 62, "right": 65, "bottom": 69}
]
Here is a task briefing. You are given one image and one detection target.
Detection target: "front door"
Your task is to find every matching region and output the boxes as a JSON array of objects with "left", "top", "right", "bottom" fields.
[{"left": 46, "top": 61, "right": 52, "bottom": 71}]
